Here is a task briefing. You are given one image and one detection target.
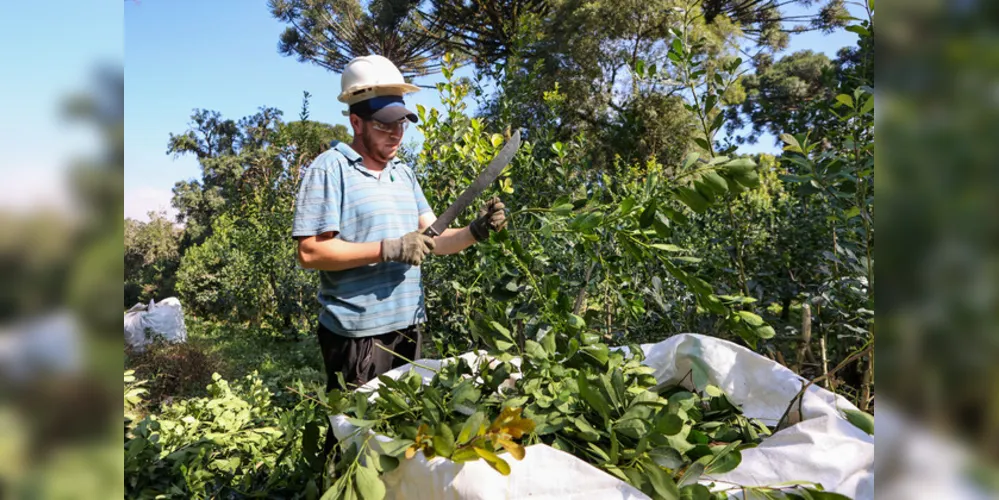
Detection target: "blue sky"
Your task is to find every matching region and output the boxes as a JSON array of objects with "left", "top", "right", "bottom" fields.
[
  {"left": 124, "top": 0, "right": 859, "bottom": 221},
  {"left": 0, "top": 0, "right": 123, "bottom": 214}
]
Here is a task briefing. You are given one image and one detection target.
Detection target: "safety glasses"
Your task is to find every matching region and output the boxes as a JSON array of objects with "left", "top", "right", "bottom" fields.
[{"left": 370, "top": 119, "right": 409, "bottom": 134}]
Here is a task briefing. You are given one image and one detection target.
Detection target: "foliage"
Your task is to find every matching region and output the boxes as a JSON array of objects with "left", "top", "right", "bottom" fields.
[
  {"left": 269, "top": 0, "right": 448, "bottom": 77},
  {"left": 125, "top": 370, "right": 149, "bottom": 423},
  {"left": 728, "top": 50, "right": 838, "bottom": 146},
  {"left": 171, "top": 102, "right": 349, "bottom": 335},
  {"left": 168, "top": 106, "right": 349, "bottom": 247},
  {"left": 125, "top": 3, "right": 878, "bottom": 498},
  {"left": 323, "top": 324, "right": 848, "bottom": 498},
  {"left": 182, "top": 318, "right": 327, "bottom": 407},
  {"left": 125, "top": 211, "right": 182, "bottom": 306},
  {"left": 124, "top": 371, "right": 327, "bottom": 499},
  {"left": 126, "top": 339, "right": 224, "bottom": 408}
]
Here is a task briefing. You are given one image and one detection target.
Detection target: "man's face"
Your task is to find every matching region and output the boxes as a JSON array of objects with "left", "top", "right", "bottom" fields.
[{"left": 357, "top": 117, "right": 408, "bottom": 164}]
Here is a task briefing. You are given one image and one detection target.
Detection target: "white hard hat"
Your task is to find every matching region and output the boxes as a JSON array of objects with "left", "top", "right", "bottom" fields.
[{"left": 338, "top": 55, "right": 420, "bottom": 105}]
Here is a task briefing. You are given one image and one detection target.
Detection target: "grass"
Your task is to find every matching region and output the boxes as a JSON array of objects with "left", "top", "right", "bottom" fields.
[{"left": 125, "top": 317, "right": 327, "bottom": 410}]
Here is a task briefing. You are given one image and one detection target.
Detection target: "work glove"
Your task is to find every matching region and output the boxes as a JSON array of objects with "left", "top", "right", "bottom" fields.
[
  {"left": 469, "top": 196, "right": 507, "bottom": 242},
  {"left": 381, "top": 230, "right": 436, "bottom": 266}
]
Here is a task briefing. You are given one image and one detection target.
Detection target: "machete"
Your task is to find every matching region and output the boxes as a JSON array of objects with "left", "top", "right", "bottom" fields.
[{"left": 424, "top": 129, "right": 522, "bottom": 237}]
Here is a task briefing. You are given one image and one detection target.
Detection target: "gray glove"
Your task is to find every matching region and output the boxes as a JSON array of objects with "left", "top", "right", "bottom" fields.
[
  {"left": 381, "top": 230, "right": 436, "bottom": 265},
  {"left": 469, "top": 197, "right": 507, "bottom": 242}
]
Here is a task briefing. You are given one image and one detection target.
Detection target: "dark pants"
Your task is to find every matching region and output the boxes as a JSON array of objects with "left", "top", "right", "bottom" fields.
[{"left": 317, "top": 322, "right": 422, "bottom": 455}]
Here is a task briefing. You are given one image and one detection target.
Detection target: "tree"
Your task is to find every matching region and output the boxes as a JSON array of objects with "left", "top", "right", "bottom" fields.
[
  {"left": 702, "top": 0, "right": 849, "bottom": 49},
  {"left": 726, "top": 50, "right": 837, "bottom": 146},
  {"left": 169, "top": 103, "right": 350, "bottom": 335},
  {"left": 168, "top": 107, "right": 350, "bottom": 246},
  {"left": 417, "top": 0, "right": 552, "bottom": 70},
  {"left": 269, "top": 0, "right": 448, "bottom": 78},
  {"left": 125, "top": 211, "right": 183, "bottom": 306}
]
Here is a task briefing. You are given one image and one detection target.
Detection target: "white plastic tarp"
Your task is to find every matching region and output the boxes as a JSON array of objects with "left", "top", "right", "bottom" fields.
[
  {"left": 123, "top": 297, "right": 188, "bottom": 352},
  {"left": 331, "top": 333, "right": 874, "bottom": 499}
]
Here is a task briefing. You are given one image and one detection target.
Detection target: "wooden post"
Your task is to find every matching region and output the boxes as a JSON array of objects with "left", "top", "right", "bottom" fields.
[
  {"left": 794, "top": 303, "right": 812, "bottom": 374},
  {"left": 859, "top": 350, "right": 873, "bottom": 411}
]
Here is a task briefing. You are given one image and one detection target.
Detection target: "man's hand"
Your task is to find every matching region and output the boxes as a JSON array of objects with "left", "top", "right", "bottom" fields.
[
  {"left": 469, "top": 196, "right": 507, "bottom": 242},
  {"left": 381, "top": 230, "right": 436, "bottom": 265}
]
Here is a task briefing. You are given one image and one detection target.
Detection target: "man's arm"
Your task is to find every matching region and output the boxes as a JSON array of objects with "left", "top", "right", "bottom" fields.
[
  {"left": 419, "top": 214, "right": 477, "bottom": 255},
  {"left": 296, "top": 232, "right": 382, "bottom": 271}
]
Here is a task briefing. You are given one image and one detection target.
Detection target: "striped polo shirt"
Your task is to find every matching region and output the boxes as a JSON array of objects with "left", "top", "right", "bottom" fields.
[{"left": 292, "top": 141, "right": 434, "bottom": 338}]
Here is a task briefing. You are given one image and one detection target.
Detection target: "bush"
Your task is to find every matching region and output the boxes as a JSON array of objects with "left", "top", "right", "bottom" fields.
[
  {"left": 124, "top": 372, "right": 328, "bottom": 499},
  {"left": 126, "top": 340, "right": 223, "bottom": 407}
]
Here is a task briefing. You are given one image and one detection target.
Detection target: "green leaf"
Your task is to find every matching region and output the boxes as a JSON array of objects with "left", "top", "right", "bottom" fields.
[
  {"left": 614, "top": 419, "right": 649, "bottom": 439},
  {"left": 640, "top": 201, "right": 658, "bottom": 228},
  {"left": 378, "top": 438, "right": 415, "bottom": 457},
  {"left": 733, "top": 170, "right": 761, "bottom": 188},
  {"left": 652, "top": 243, "right": 686, "bottom": 252},
  {"left": 346, "top": 418, "right": 379, "bottom": 428},
  {"left": 671, "top": 37, "right": 684, "bottom": 58},
  {"left": 737, "top": 311, "right": 764, "bottom": 327},
  {"left": 489, "top": 321, "right": 514, "bottom": 341},
  {"left": 657, "top": 414, "right": 684, "bottom": 436},
  {"left": 491, "top": 133, "right": 504, "bottom": 148},
  {"left": 540, "top": 329, "right": 557, "bottom": 354},
  {"left": 552, "top": 203, "right": 574, "bottom": 215},
  {"left": 860, "top": 95, "right": 874, "bottom": 115},
  {"left": 683, "top": 152, "right": 700, "bottom": 170},
  {"left": 680, "top": 484, "right": 713, "bottom": 500},
  {"left": 845, "top": 25, "right": 870, "bottom": 37},
  {"left": 650, "top": 446, "right": 685, "bottom": 469},
  {"left": 754, "top": 325, "right": 776, "bottom": 339},
  {"left": 653, "top": 217, "right": 672, "bottom": 238},
  {"left": 306, "top": 479, "right": 320, "bottom": 500},
  {"left": 705, "top": 442, "right": 742, "bottom": 474},
  {"left": 620, "top": 197, "right": 637, "bottom": 214},
  {"left": 574, "top": 417, "right": 602, "bottom": 442},
  {"left": 723, "top": 158, "right": 756, "bottom": 174},
  {"left": 354, "top": 464, "right": 386, "bottom": 500},
  {"left": 646, "top": 462, "right": 681, "bottom": 499},
  {"left": 451, "top": 447, "right": 480, "bottom": 462},
  {"left": 458, "top": 412, "right": 487, "bottom": 444},
  {"left": 525, "top": 340, "right": 548, "bottom": 359},
  {"left": 377, "top": 454, "right": 400, "bottom": 474},
  {"left": 586, "top": 441, "right": 610, "bottom": 461},
  {"left": 567, "top": 313, "right": 586, "bottom": 330},
  {"left": 662, "top": 207, "right": 689, "bottom": 225},
  {"left": 678, "top": 462, "right": 704, "bottom": 488},
  {"left": 676, "top": 187, "right": 710, "bottom": 214},
  {"left": 578, "top": 373, "right": 612, "bottom": 420},
  {"left": 709, "top": 112, "right": 725, "bottom": 133},
  {"left": 433, "top": 423, "right": 456, "bottom": 457},
  {"left": 474, "top": 446, "right": 512, "bottom": 475},
  {"left": 320, "top": 477, "right": 347, "bottom": 500},
  {"left": 835, "top": 94, "right": 855, "bottom": 108},
  {"left": 580, "top": 344, "right": 610, "bottom": 367},
  {"left": 843, "top": 409, "right": 874, "bottom": 435},
  {"left": 693, "top": 137, "right": 712, "bottom": 151},
  {"left": 701, "top": 171, "right": 729, "bottom": 195}
]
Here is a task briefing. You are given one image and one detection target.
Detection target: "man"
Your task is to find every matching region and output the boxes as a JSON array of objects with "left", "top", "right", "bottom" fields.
[{"left": 292, "top": 55, "right": 506, "bottom": 401}]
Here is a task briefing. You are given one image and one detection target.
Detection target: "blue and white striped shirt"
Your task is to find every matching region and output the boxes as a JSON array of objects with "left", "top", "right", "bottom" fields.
[{"left": 292, "top": 141, "right": 434, "bottom": 338}]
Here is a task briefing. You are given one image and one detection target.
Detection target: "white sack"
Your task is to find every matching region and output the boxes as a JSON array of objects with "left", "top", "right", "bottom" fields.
[
  {"left": 331, "top": 333, "right": 874, "bottom": 500},
  {"left": 124, "top": 297, "right": 187, "bottom": 351}
]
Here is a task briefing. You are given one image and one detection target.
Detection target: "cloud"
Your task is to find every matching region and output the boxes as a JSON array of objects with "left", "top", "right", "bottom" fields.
[{"left": 124, "top": 186, "right": 177, "bottom": 222}]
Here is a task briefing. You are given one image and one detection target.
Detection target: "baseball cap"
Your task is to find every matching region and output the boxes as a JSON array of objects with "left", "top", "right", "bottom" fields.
[{"left": 348, "top": 95, "right": 418, "bottom": 123}]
